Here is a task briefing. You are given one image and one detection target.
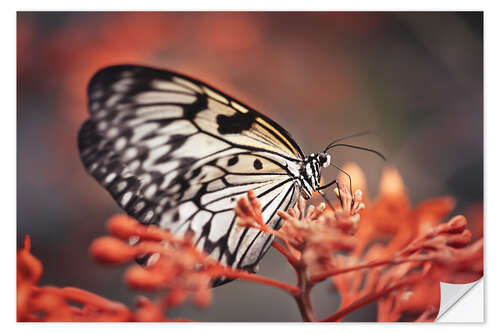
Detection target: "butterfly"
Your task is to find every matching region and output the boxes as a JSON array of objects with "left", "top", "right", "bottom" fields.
[{"left": 78, "top": 65, "right": 383, "bottom": 285}]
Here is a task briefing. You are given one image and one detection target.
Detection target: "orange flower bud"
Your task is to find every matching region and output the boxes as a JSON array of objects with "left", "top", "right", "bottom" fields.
[
  {"left": 17, "top": 236, "right": 43, "bottom": 285},
  {"left": 134, "top": 297, "right": 164, "bottom": 322},
  {"left": 193, "top": 287, "right": 212, "bottom": 308},
  {"left": 166, "top": 288, "right": 188, "bottom": 307},
  {"left": 90, "top": 236, "right": 138, "bottom": 264},
  {"left": 125, "top": 265, "right": 168, "bottom": 290},
  {"left": 107, "top": 215, "right": 143, "bottom": 239}
]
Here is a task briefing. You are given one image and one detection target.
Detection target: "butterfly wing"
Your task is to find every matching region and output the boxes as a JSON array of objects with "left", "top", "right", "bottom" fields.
[{"left": 78, "top": 65, "right": 304, "bottom": 273}]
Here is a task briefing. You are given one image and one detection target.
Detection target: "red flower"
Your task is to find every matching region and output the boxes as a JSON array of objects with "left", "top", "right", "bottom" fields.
[
  {"left": 331, "top": 164, "right": 483, "bottom": 322},
  {"left": 17, "top": 236, "right": 131, "bottom": 322}
]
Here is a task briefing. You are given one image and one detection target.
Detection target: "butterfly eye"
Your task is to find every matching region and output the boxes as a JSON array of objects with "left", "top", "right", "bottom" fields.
[{"left": 319, "top": 153, "right": 331, "bottom": 168}]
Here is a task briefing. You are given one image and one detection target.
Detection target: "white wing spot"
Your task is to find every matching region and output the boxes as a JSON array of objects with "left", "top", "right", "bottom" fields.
[
  {"left": 97, "top": 121, "right": 108, "bottom": 131},
  {"left": 178, "top": 201, "right": 198, "bottom": 223},
  {"left": 124, "top": 147, "right": 138, "bottom": 160},
  {"left": 112, "top": 78, "right": 134, "bottom": 92},
  {"left": 105, "top": 94, "right": 122, "bottom": 107},
  {"left": 134, "top": 201, "right": 145, "bottom": 212},
  {"left": 157, "top": 119, "right": 197, "bottom": 136},
  {"left": 90, "top": 102, "right": 100, "bottom": 112},
  {"left": 172, "top": 77, "right": 203, "bottom": 93},
  {"left": 191, "top": 211, "right": 212, "bottom": 235},
  {"left": 130, "top": 122, "right": 160, "bottom": 143},
  {"left": 197, "top": 237, "right": 205, "bottom": 251},
  {"left": 138, "top": 173, "right": 152, "bottom": 184},
  {"left": 211, "top": 247, "right": 221, "bottom": 260},
  {"left": 152, "top": 80, "right": 196, "bottom": 94},
  {"left": 121, "top": 191, "right": 133, "bottom": 205},
  {"left": 116, "top": 181, "right": 127, "bottom": 192},
  {"left": 115, "top": 137, "right": 127, "bottom": 150},
  {"left": 128, "top": 236, "right": 140, "bottom": 245},
  {"left": 231, "top": 101, "right": 249, "bottom": 113},
  {"left": 144, "top": 210, "right": 154, "bottom": 222},
  {"left": 107, "top": 127, "right": 119, "bottom": 138},
  {"left": 104, "top": 173, "right": 116, "bottom": 183},
  {"left": 95, "top": 109, "right": 107, "bottom": 119},
  {"left": 204, "top": 87, "right": 229, "bottom": 104},
  {"left": 166, "top": 183, "right": 180, "bottom": 196},
  {"left": 143, "top": 136, "right": 169, "bottom": 149},
  {"left": 172, "top": 133, "right": 230, "bottom": 159},
  {"left": 207, "top": 179, "right": 226, "bottom": 192},
  {"left": 128, "top": 159, "right": 141, "bottom": 172},
  {"left": 144, "top": 184, "right": 157, "bottom": 199},
  {"left": 146, "top": 253, "right": 160, "bottom": 266},
  {"left": 160, "top": 171, "right": 179, "bottom": 190},
  {"left": 136, "top": 105, "right": 184, "bottom": 119},
  {"left": 135, "top": 91, "right": 197, "bottom": 104},
  {"left": 145, "top": 145, "right": 171, "bottom": 167},
  {"left": 228, "top": 223, "right": 245, "bottom": 253},
  {"left": 208, "top": 211, "right": 233, "bottom": 242},
  {"left": 153, "top": 160, "right": 181, "bottom": 174}
]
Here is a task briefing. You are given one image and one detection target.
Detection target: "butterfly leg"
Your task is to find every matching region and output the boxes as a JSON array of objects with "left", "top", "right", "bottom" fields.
[
  {"left": 317, "top": 179, "right": 339, "bottom": 191},
  {"left": 317, "top": 179, "right": 344, "bottom": 208}
]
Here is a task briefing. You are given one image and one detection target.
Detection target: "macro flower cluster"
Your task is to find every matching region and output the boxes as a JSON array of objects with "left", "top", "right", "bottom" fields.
[{"left": 17, "top": 164, "right": 483, "bottom": 322}]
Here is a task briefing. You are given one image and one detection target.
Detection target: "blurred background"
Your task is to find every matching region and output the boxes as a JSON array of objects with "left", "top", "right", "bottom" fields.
[{"left": 17, "top": 12, "right": 483, "bottom": 321}]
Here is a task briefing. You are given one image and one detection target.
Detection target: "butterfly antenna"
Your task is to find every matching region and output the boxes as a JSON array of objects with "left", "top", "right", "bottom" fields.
[
  {"left": 323, "top": 131, "right": 373, "bottom": 152},
  {"left": 330, "top": 162, "right": 353, "bottom": 194},
  {"left": 326, "top": 143, "right": 386, "bottom": 161}
]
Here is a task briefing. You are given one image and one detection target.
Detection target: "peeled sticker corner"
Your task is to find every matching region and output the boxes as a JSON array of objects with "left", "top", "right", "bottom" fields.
[{"left": 436, "top": 277, "right": 483, "bottom": 322}]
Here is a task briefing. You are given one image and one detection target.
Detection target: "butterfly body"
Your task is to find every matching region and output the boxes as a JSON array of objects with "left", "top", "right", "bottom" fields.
[{"left": 78, "top": 65, "right": 331, "bottom": 280}]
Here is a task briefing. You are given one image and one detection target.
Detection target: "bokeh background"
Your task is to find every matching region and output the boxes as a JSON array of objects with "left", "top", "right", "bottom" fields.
[{"left": 17, "top": 12, "right": 483, "bottom": 321}]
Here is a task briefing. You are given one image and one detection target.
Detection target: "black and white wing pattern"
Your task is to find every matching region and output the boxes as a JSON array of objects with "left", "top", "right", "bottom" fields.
[{"left": 78, "top": 65, "right": 305, "bottom": 275}]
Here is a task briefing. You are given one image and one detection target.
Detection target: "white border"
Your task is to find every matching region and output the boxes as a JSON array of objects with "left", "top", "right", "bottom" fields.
[
  {"left": 5, "top": 0, "right": 493, "bottom": 11},
  {"left": 4, "top": 2, "right": 498, "bottom": 332}
]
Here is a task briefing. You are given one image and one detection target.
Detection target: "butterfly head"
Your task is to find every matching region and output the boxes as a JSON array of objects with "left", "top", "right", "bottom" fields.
[
  {"left": 299, "top": 152, "right": 332, "bottom": 199},
  {"left": 317, "top": 152, "right": 331, "bottom": 168}
]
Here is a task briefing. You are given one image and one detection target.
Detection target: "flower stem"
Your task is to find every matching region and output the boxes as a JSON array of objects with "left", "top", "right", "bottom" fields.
[
  {"left": 272, "top": 241, "right": 299, "bottom": 267},
  {"left": 209, "top": 267, "right": 300, "bottom": 295},
  {"left": 321, "top": 274, "right": 421, "bottom": 322},
  {"left": 293, "top": 262, "right": 317, "bottom": 322},
  {"left": 310, "top": 259, "right": 395, "bottom": 284}
]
